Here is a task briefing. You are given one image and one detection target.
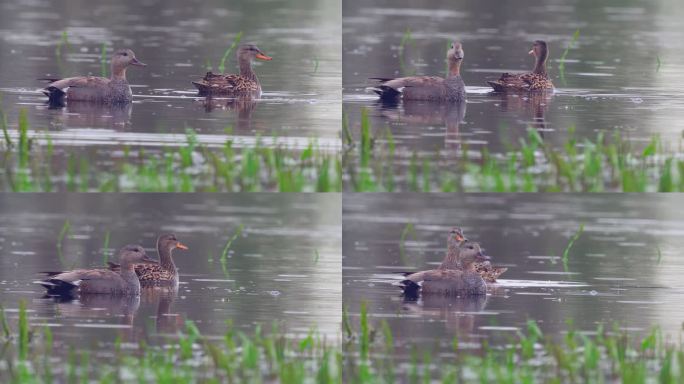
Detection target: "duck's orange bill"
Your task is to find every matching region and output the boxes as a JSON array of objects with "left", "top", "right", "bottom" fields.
[
  {"left": 176, "top": 242, "right": 189, "bottom": 250},
  {"left": 256, "top": 53, "right": 273, "bottom": 61},
  {"left": 528, "top": 49, "right": 535, "bottom": 55}
]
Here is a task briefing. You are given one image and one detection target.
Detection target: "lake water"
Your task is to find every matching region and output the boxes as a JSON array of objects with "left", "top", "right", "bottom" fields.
[
  {"left": 343, "top": 0, "right": 684, "bottom": 187},
  {"left": 0, "top": 193, "right": 341, "bottom": 351},
  {"left": 343, "top": 193, "right": 684, "bottom": 354},
  {"left": 0, "top": 0, "right": 341, "bottom": 186}
]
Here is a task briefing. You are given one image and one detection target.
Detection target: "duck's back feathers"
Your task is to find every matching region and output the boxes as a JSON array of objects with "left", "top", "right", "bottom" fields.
[
  {"left": 399, "top": 269, "right": 486, "bottom": 297},
  {"left": 192, "top": 72, "right": 260, "bottom": 97},
  {"left": 38, "top": 268, "right": 128, "bottom": 296},
  {"left": 371, "top": 76, "right": 465, "bottom": 102},
  {"left": 475, "top": 263, "right": 508, "bottom": 282},
  {"left": 107, "top": 260, "right": 176, "bottom": 286},
  {"left": 487, "top": 72, "right": 553, "bottom": 92}
]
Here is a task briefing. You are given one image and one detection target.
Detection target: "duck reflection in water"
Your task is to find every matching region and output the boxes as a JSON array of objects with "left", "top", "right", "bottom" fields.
[
  {"left": 45, "top": 101, "right": 133, "bottom": 129},
  {"left": 40, "top": 294, "right": 141, "bottom": 330},
  {"left": 375, "top": 99, "right": 467, "bottom": 152},
  {"left": 198, "top": 96, "right": 258, "bottom": 131},
  {"left": 401, "top": 294, "right": 488, "bottom": 335},
  {"left": 491, "top": 90, "right": 553, "bottom": 138}
]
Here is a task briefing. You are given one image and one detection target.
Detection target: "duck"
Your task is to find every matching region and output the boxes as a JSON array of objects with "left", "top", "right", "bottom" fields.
[
  {"left": 42, "top": 49, "right": 146, "bottom": 105},
  {"left": 400, "top": 242, "right": 490, "bottom": 298},
  {"left": 438, "top": 227, "right": 507, "bottom": 282},
  {"left": 487, "top": 40, "right": 554, "bottom": 92},
  {"left": 371, "top": 41, "right": 466, "bottom": 102},
  {"left": 107, "top": 234, "right": 188, "bottom": 286},
  {"left": 192, "top": 43, "right": 272, "bottom": 97},
  {"left": 38, "top": 244, "right": 154, "bottom": 296}
]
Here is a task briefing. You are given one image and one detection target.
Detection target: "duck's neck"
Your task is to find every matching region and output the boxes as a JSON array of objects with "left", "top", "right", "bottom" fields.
[
  {"left": 440, "top": 243, "right": 461, "bottom": 269},
  {"left": 119, "top": 266, "right": 141, "bottom": 293},
  {"left": 448, "top": 59, "right": 462, "bottom": 78},
  {"left": 239, "top": 59, "right": 258, "bottom": 81},
  {"left": 532, "top": 55, "right": 547, "bottom": 76},
  {"left": 158, "top": 244, "right": 176, "bottom": 270},
  {"left": 462, "top": 262, "right": 477, "bottom": 272},
  {"left": 111, "top": 64, "right": 128, "bottom": 81}
]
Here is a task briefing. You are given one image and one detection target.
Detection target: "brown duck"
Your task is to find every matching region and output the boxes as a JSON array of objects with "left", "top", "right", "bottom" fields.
[
  {"left": 371, "top": 41, "right": 466, "bottom": 102},
  {"left": 39, "top": 244, "right": 155, "bottom": 296},
  {"left": 487, "top": 40, "right": 554, "bottom": 92},
  {"left": 192, "top": 43, "right": 272, "bottom": 97},
  {"left": 401, "top": 242, "right": 490, "bottom": 298},
  {"left": 108, "top": 234, "right": 188, "bottom": 286},
  {"left": 42, "top": 49, "right": 146, "bottom": 104},
  {"left": 439, "top": 227, "right": 508, "bottom": 282}
]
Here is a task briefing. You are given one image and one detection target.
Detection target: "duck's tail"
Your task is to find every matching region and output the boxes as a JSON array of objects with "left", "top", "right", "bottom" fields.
[
  {"left": 399, "top": 279, "right": 421, "bottom": 300},
  {"left": 42, "top": 86, "right": 66, "bottom": 106},
  {"left": 191, "top": 81, "right": 210, "bottom": 97},
  {"left": 36, "top": 278, "right": 78, "bottom": 296},
  {"left": 486, "top": 80, "right": 506, "bottom": 92}
]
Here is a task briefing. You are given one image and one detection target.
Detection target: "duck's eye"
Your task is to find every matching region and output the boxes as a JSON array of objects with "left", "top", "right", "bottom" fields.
[{"left": 122, "top": 52, "right": 128, "bottom": 56}]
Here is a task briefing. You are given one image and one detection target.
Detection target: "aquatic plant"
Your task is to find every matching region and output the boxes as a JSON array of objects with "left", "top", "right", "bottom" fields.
[
  {"left": 100, "top": 43, "right": 108, "bottom": 77},
  {"left": 219, "top": 224, "right": 244, "bottom": 276},
  {"left": 218, "top": 32, "right": 244, "bottom": 74},
  {"left": 398, "top": 28, "right": 416, "bottom": 76},
  {"left": 2, "top": 301, "right": 684, "bottom": 382},
  {"left": 398, "top": 222, "right": 416, "bottom": 264},
  {"left": 344, "top": 110, "right": 684, "bottom": 193},
  {"left": 558, "top": 29, "right": 580, "bottom": 85},
  {"left": 0, "top": 110, "right": 341, "bottom": 192},
  {"left": 562, "top": 224, "right": 584, "bottom": 271}
]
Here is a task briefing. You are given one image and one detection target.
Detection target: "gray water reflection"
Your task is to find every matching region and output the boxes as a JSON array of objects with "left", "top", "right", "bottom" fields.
[
  {"left": 0, "top": 194, "right": 341, "bottom": 349},
  {"left": 344, "top": 0, "right": 684, "bottom": 158},
  {"left": 0, "top": 0, "right": 341, "bottom": 147},
  {"left": 343, "top": 193, "right": 684, "bottom": 353}
]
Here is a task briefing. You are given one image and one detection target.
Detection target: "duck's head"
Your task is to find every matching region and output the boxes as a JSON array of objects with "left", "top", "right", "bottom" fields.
[
  {"left": 119, "top": 244, "right": 156, "bottom": 265},
  {"left": 112, "top": 49, "right": 146, "bottom": 70},
  {"left": 157, "top": 233, "right": 189, "bottom": 253},
  {"left": 238, "top": 43, "right": 272, "bottom": 63},
  {"left": 447, "top": 41, "right": 464, "bottom": 63},
  {"left": 447, "top": 227, "right": 466, "bottom": 246},
  {"left": 528, "top": 40, "right": 549, "bottom": 62},
  {"left": 459, "top": 242, "right": 491, "bottom": 267}
]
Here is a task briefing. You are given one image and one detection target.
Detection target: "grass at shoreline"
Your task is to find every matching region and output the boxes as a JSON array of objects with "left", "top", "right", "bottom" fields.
[
  {"left": 3, "top": 300, "right": 683, "bottom": 382},
  {"left": 344, "top": 109, "right": 684, "bottom": 192},
  {"left": 0, "top": 110, "right": 341, "bottom": 192}
]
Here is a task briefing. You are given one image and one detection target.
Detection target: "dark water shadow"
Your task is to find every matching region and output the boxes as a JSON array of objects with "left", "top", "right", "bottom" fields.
[
  {"left": 376, "top": 99, "right": 467, "bottom": 152},
  {"left": 402, "top": 294, "right": 488, "bottom": 335},
  {"left": 199, "top": 97, "right": 258, "bottom": 131},
  {"left": 45, "top": 101, "right": 133, "bottom": 130}
]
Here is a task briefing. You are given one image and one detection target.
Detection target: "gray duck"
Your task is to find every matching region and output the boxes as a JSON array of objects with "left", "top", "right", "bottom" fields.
[
  {"left": 42, "top": 49, "right": 146, "bottom": 104},
  {"left": 371, "top": 41, "right": 466, "bottom": 102},
  {"left": 401, "top": 242, "right": 490, "bottom": 298},
  {"left": 39, "top": 244, "right": 155, "bottom": 296}
]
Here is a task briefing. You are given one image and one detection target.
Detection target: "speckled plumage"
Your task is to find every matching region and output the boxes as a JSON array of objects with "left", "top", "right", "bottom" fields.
[
  {"left": 192, "top": 43, "right": 272, "bottom": 97},
  {"left": 487, "top": 40, "right": 554, "bottom": 92},
  {"left": 438, "top": 227, "right": 507, "bottom": 282},
  {"left": 108, "top": 234, "right": 188, "bottom": 287}
]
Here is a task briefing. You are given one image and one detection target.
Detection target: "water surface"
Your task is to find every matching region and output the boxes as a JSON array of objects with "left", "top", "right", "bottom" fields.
[
  {"left": 0, "top": 0, "right": 341, "bottom": 153},
  {"left": 0, "top": 193, "right": 341, "bottom": 351},
  {"left": 343, "top": 0, "right": 684, "bottom": 173},
  {"left": 344, "top": 193, "right": 684, "bottom": 355}
]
